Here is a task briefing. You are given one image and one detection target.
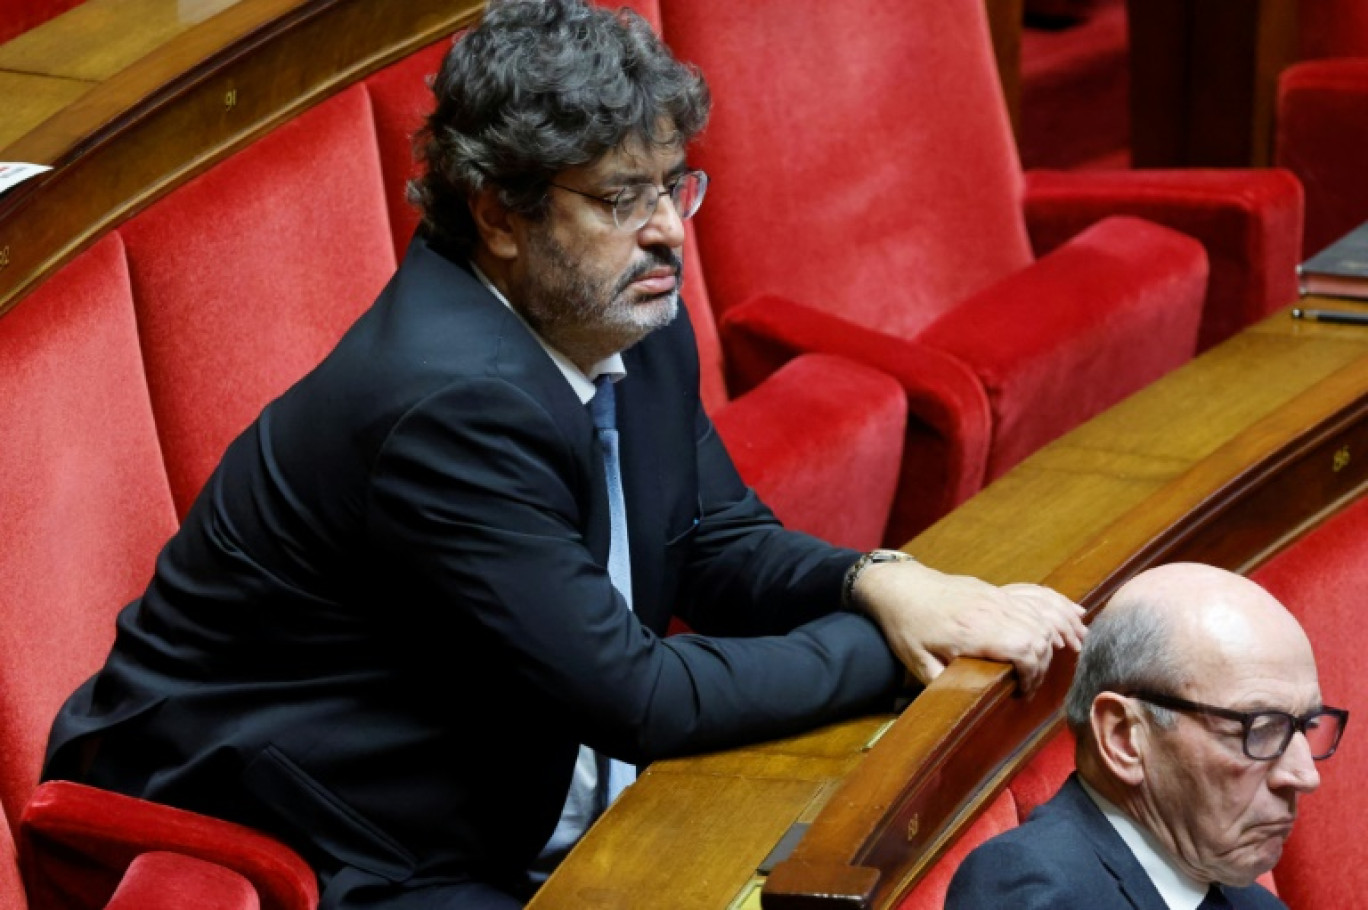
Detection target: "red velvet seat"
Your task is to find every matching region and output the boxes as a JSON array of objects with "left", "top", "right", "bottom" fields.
[
  {"left": 104, "top": 852, "right": 260, "bottom": 910},
  {"left": 363, "top": 27, "right": 908, "bottom": 551},
  {"left": 660, "top": 0, "right": 1218, "bottom": 542},
  {"left": 0, "top": 236, "right": 317, "bottom": 908},
  {"left": 120, "top": 84, "right": 398, "bottom": 515},
  {"left": 0, "top": 234, "right": 177, "bottom": 829}
]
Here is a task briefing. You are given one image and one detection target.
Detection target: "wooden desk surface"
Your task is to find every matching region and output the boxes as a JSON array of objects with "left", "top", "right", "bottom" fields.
[{"left": 530, "top": 300, "right": 1368, "bottom": 909}]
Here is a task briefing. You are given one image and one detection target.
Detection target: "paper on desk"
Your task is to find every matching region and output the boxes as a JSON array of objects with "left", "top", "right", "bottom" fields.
[{"left": 0, "top": 162, "right": 52, "bottom": 194}]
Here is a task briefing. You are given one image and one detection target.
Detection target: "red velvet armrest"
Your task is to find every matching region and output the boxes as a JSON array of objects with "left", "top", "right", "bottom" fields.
[
  {"left": 921, "top": 216, "right": 1205, "bottom": 479},
  {"left": 720, "top": 294, "right": 993, "bottom": 487},
  {"left": 713, "top": 353, "right": 906, "bottom": 551},
  {"left": 19, "top": 781, "right": 317, "bottom": 910},
  {"left": 104, "top": 851, "right": 261, "bottom": 910},
  {"left": 1023, "top": 168, "right": 1303, "bottom": 350},
  {"left": 720, "top": 294, "right": 992, "bottom": 540}
]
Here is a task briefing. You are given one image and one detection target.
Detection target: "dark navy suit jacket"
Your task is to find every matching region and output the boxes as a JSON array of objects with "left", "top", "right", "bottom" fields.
[
  {"left": 44, "top": 236, "right": 903, "bottom": 907},
  {"left": 946, "top": 774, "right": 1287, "bottom": 909}
]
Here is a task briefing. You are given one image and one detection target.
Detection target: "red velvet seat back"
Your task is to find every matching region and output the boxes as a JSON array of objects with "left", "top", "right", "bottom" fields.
[
  {"left": 660, "top": 0, "right": 1034, "bottom": 337},
  {"left": 1251, "top": 494, "right": 1368, "bottom": 910},
  {"left": 0, "top": 234, "right": 178, "bottom": 828},
  {"left": 121, "top": 85, "right": 396, "bottom": 516}
]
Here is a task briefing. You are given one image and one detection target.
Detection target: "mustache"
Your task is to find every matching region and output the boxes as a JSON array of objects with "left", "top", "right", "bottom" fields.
[{"left": 616, "top": 247, "right": 683, "bottom": 295}]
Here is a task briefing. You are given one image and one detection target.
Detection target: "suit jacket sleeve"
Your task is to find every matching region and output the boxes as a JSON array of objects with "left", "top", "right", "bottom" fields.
[{"left": 366, "top": 364, "right": 901, "bottom": 765}]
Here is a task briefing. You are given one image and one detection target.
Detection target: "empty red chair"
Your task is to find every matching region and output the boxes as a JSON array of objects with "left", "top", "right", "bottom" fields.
[
  {"left": 0, "top": 235, "right": 316, "bottom": 908},
  {"left": 662, "top": 0, "right": 1221, "bottom": 542},
  {"left": 363, "top": 26, "right": 908, "bottom": 551}
]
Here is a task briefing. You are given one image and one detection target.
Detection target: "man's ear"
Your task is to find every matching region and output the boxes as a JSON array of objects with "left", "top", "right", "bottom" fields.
[
  {"left": 1091, "top": 693, "right": 1147, "bottom": 786},
  {"left": 469, "top": 185, "right": 520, "bottom": 261}
]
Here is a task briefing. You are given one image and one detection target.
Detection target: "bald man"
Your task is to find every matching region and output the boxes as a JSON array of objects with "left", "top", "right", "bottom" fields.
[{"left": 946, "top": 563, "right": 1349, "bottom": 910}]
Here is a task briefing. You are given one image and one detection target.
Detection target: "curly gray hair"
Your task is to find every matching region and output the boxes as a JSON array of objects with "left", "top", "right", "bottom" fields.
[{"left": 410, "top": 0, "right": 711, "bottom": 251}]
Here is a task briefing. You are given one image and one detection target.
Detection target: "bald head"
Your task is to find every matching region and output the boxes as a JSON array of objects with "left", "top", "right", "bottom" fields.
[
  {"left": 1115, "top": 563, "right": 1311, "bottom": 687},
  {"left": 1066, "top": 563, "right": 1314, "bottom": 733}
]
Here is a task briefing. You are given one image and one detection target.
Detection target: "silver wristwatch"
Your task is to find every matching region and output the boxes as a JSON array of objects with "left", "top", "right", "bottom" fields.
[{"left": 841, "top": 548, "right": 917, "bottom": 611}]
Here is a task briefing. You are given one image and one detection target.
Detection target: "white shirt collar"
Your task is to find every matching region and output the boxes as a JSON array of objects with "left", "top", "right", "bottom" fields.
[
  {"left": 1078, "top": 777, "right": 1212, "bottom": 910},
  {"left": 470, "top": 261, "right": 626, "bottom": 405}
]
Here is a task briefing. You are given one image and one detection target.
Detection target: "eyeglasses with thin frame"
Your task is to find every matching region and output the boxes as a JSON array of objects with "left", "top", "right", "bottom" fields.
[
  {"left": 548, "top": 170, "right": 709, "bottom": 232},
  {"left": 1126, "top": 690, "right": 1349, "bottom": 762}
]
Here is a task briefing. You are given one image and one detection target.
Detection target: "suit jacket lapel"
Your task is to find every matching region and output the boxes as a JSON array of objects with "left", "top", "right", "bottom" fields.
[
  {"left": 1055, "top": 775, "right": 1171, "bottom": 910},
  {"left": 426, "top": 243, "right": 616, "bottom": 580}
]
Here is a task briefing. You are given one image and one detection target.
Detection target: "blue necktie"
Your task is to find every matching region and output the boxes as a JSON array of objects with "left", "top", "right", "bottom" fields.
[
  {"left": 590, "top": 376, "right": 632, "bottom": 612},
  {"left": 590, "top": 376, "right": 637, "bottom": 803},
  {"left": 532, "top": 377, "right": 639, "bottom": 873}
]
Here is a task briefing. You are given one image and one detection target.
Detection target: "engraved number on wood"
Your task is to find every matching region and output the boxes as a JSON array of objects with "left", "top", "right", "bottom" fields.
[
  {"left": 1334, "top": 446, "right": 1351, "bottom": 473},
  {"left": 906, "top": 813, "right": 920, "bottom": 842},
  {"left": 0, "top": 245, "right": 9, "bottom": 270},
  {"left": 224, "top": 88, "right": 238, "bottom": 111}
]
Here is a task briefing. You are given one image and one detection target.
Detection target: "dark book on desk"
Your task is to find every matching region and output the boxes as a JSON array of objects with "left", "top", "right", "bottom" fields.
[{"left": 1299, "top": 219, "right": 1368, "bottom": 300}]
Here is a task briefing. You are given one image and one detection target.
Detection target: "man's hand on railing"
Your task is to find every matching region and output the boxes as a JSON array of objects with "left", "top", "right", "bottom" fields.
[{"left": 851, "top": 560, "right": 1086, "bottom": 695}]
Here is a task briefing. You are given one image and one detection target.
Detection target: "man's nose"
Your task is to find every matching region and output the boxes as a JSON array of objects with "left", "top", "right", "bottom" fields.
[
  {"left": 1271, "top": 731, "right": 1323, "bottom": 794},
  {"left": 639, "top": 192, "right": 686, "bottom": 249}
]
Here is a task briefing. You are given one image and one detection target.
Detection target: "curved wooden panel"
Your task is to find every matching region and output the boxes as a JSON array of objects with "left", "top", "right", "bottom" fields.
[{"left": 0, "top": 0, "right": 483, "bottom": 320}]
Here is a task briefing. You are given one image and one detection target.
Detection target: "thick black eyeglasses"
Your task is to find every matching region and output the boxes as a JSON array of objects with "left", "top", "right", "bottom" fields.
[
  {"left": 1127, "top": 690, "right": 1349, "bottom": 762},
  {"left": 548, "top": 170, "right": 708, "bottom": 232}
]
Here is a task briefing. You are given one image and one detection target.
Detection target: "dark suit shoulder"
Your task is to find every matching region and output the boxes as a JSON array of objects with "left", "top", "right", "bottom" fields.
[
  {"left": 946, "top": 779, "right": 1154, "bottom": 910},
  {"left": 946, "top": 826, "right": 1108, "bottom": 910}
]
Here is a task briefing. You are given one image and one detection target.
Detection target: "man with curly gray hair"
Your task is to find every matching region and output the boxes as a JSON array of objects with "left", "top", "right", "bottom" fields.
[{"left": 44, "top": 2, "right": 1084, "bottom": 906}]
